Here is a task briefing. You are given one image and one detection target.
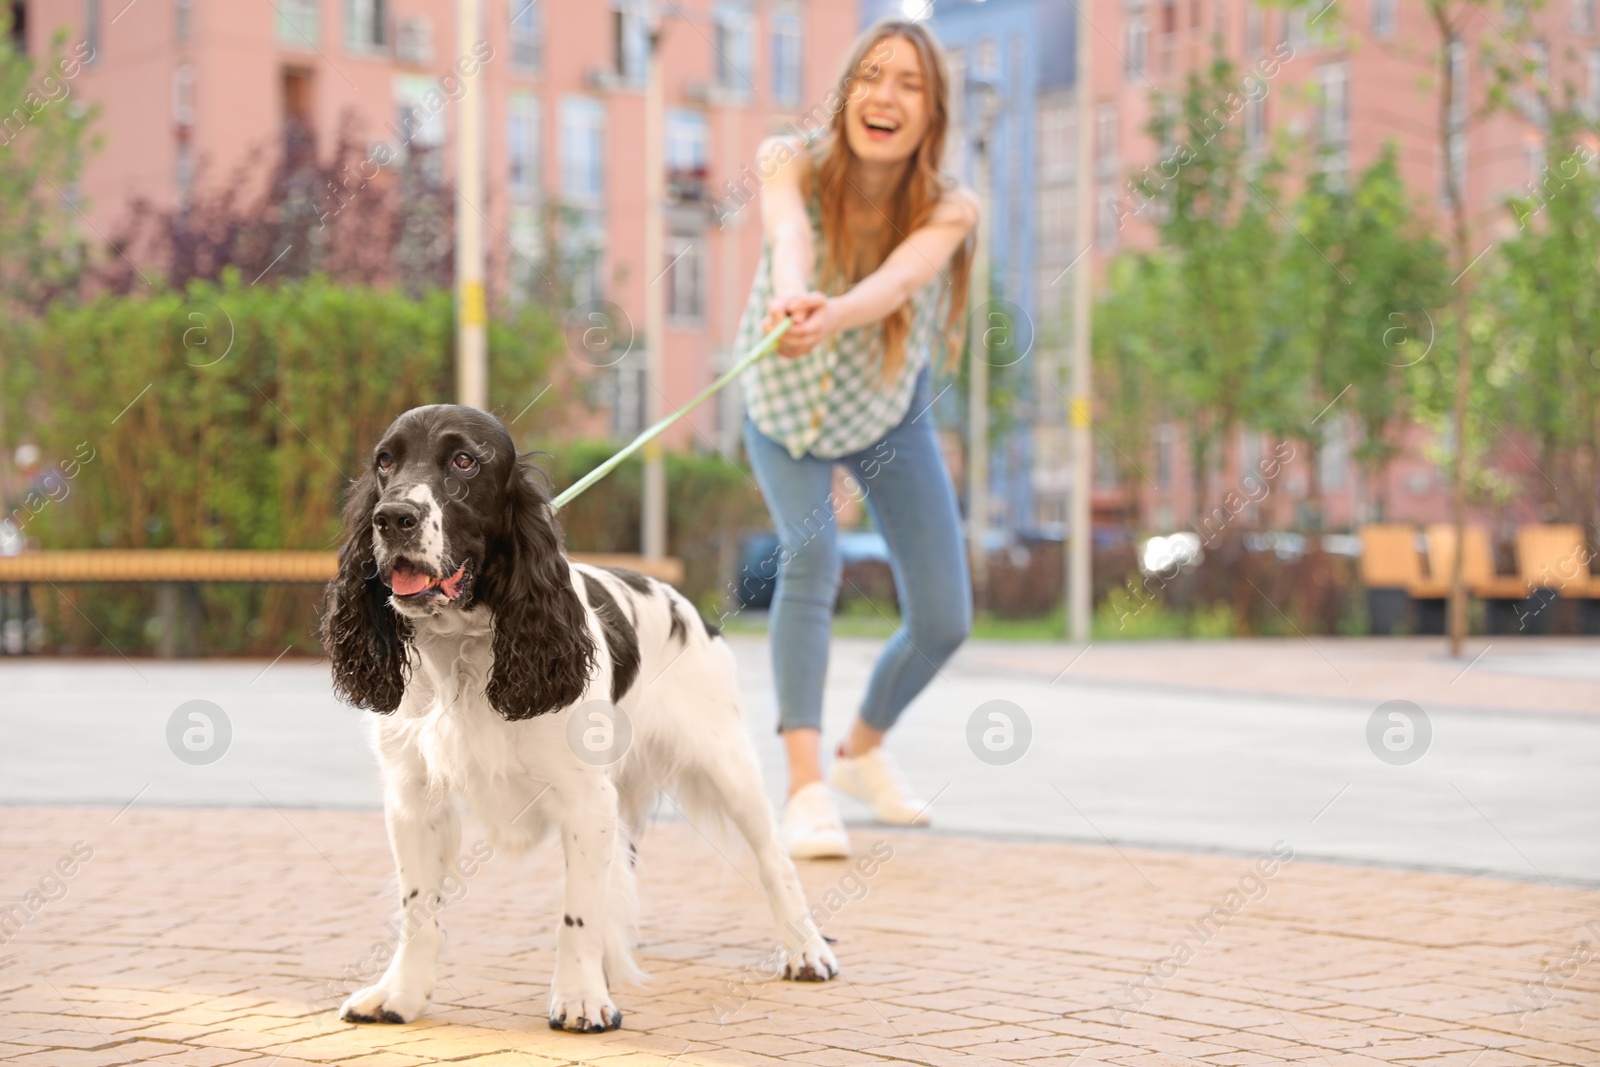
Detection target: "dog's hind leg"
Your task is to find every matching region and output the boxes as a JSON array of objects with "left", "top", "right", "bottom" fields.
[
  {"left": 340, "top": 789, "right": 461, "bottom": 1024},
  {"left": 688, "top": 738, "right": 839, "bottom": 982}
]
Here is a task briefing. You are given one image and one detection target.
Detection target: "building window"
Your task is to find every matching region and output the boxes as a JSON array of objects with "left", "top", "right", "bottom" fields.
[
  {"left": 395, "top": 15, "right": 431, "bottom": 65},
  {"left": 1575, "top": 0, "right": 1594, "bottom": 33},
  {"left": 1125, "top": 14, "right": 1147, "bottom": 78},
  {"left": 1371, "top": 0, "right": 1396, "bottom": 38},
  {"left": 508, "top": 91, "right": 541, "bottom": 199},
  {"left": 394, "top": 74, "right": 446, "bottom": 168},
  {"left": 277, "top": 0, "right": 318, "bottom": 47},
  {"left": 282, "top": 65, "right": 314, "bottom": 160},
  {"left": 1244, "top": 94, "right": 1265, "bottom": 148},
  {"left": 976, "top": 34, "right": 998, "bottom": 76},
  {"left": 1039, "top": 183, "right": 1072, "bottom": 260},
  {"left": 613, "top": 0, "right": 648, "bottom": 83},
  {"left": 1245, "top": 4, "right": 1262, "bottom": 53},
  {"left": 714, "top": 4, "right": 754, "bottom": 97},
  {"left": 173, "top": 62, "right": 194, "bottom": 125},
  {"left": 771, "top": 8, "right": 802, "bottom": 106},
  {"left": 561, "top": 95, "right": 605, "bottom": 204},
  {"left": 1096, "top": 189, "right": 1119, "bottom": 247},
  {"left": 1095, "top": 103, "right": 1117, "bottom": 180},
  {"left": 1039, "top": 100, "right": 1074, "bottom": 182},
  {"left": 666, "top": 108, "right": 708, "bottom": 172},
  {"left": 84, "top": 0, "right": 98, "bottom": 59},
  {"left": 1316, "top": 61, "right": 1347, "bottom": 146},
  {"left": 1525, "top": 139, "right": 1546, "bottom": 184},
  {"left": 509, "top": 203, "right": 542, "bottom": 299},
  {"left": 1213, "top": 0, "right": 1228, "bottom": 41},
  {"left": 1319, "top": 415, "right": 1348, "bottom": 490},
  {"left": 1588, "top": 50, "right": 1600, "bottom": 116},
  {"left": 174, "top": 0, "right": 192, "bottom": 43},
  {"left": 510, "top": 0, "right": 540, "bottom": 72},
  {"left": 1283, "top": 7, "right": 1308, "bottom": 50},
  {"left": 665, "top": 234, "right": 706, "bottom": 322},
  {"left": 345, "top": 0, "right": 387, "bottom": 51}
]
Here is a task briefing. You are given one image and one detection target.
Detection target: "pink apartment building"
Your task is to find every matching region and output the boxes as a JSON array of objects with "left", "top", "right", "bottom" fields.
[
  {"left": 11, "top": 0, "right": 860, "bottom": 449},
  {"left": 1031, "top": 0, "right": 1592, "bottom": 533}
]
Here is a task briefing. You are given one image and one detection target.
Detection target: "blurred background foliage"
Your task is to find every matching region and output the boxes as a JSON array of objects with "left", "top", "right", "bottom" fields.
[{"left": 1, "top": 275, "right": 569, "bottom": 654}]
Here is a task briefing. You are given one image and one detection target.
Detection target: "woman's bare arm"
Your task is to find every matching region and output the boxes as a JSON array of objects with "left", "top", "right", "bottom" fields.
[
  {"left": 775, "top": 186, "right": 979, "bottom": 356},
  {"left": 757, "top": 136, "right": 815, "bottom": 303},
  {"left": 830, "top": 187, "right": 979, "bottom": 332}
]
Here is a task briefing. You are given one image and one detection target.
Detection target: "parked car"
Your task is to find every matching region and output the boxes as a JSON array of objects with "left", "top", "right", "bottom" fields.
[{"left": 734, "top": 529, "right": 897, "bottom": 612}]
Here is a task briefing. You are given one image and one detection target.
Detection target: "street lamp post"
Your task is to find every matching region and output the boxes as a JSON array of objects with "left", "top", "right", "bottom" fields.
[
  {"left": 641, "top": 11, "right": 667, "bottom": 561},
  {"left": 455, "top": 0, "right": 487, "bottom": 410},
  {"left": 1067, "top": 0, "right": 1094, "bottom": 642},
  {"left": 965, "top": 73, "right": 1000, "bottom": 610}
]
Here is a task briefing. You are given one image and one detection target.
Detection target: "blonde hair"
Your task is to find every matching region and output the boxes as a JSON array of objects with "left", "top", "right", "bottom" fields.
[{"left": 805, "top": 19, "right": 972, "bottom": 382}]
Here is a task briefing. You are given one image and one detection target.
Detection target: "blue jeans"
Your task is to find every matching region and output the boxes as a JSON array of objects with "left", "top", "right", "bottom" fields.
[{"left": 742, "top": 371, "right": 973, "bottom": 734}]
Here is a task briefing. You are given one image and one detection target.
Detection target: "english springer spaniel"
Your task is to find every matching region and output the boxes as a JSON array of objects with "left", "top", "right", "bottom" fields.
[{"left": 321, "top": 404, "right": 838, "bottom": 1033}]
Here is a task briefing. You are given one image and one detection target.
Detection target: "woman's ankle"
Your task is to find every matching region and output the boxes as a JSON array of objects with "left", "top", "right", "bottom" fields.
[
  {"left": 787, "top": 769, "right": 824, "bottom": 798},
  {"left": 839, "top": 719, "right": 886, "bottom": 759}
]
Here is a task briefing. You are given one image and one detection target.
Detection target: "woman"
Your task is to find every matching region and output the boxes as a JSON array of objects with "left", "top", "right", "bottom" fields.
[{"left": 734, "top": 19, "right": 978, "bottom": 858}]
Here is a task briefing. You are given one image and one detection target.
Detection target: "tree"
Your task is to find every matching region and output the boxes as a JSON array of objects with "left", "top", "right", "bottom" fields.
[
  {"left": 0, "top": 14, "right": 98, "bottom": 312},
  {"left": 1490, "top": 107, "right": 1600, "bottom": 534},
  {"left": 1423, "top": 0, "right": 1538, "bottom": 654},
  {"left": 1092, "top": 254, "right": 1180, "bottom": 530},
  {"left": 1277, "top": 148, "right": 1451, "bottom": 528},
  {"left": 1139, "top": 58, "right": 1287, "bottom": 516}
]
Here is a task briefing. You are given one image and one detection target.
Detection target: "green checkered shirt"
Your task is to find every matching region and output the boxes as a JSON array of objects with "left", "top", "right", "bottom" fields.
[{"left": 737, "top": 175, "right": 950, "bottom": 460}]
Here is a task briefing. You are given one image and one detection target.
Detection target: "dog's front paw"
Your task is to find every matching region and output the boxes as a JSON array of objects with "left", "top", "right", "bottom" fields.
[
  {"left": 548, "top": 989, "right": 623, "bottom": 1033},
  {"left": 340, "top": 982, "right": 430, "bottom": 1024},
  {"left": 784, "top": 939, "right": 839, "bottom": 982}
]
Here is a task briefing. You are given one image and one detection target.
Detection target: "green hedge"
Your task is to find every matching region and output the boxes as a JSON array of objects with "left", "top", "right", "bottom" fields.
[{"left": 2, "top": 274, "right": 561, "bottom": 654}]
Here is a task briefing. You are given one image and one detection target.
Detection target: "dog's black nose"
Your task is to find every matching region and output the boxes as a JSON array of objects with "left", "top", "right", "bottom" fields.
[{"left": 373, "top": 500, "right": 422, "bottom": 535}]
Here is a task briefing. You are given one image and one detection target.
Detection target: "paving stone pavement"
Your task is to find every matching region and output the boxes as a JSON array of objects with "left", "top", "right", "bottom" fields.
[{"left": 2, "top": 804, "right": 1598, "bottom": 1066}]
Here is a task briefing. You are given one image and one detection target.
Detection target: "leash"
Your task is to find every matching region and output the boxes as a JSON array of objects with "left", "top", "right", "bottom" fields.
[{"left": 550, "top": 318, "right": 792, "bottom": 510}]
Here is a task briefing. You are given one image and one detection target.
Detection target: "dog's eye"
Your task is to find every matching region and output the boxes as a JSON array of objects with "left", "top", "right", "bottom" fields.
[
  {"left": 376, "top": 452, "right": 394, "bottom": 473},
  {"left": 452, "top": 452, "right": 477, "bottom": 472}
]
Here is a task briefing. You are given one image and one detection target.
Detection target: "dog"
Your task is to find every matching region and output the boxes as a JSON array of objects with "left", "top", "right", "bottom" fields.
[{"left": 321, "top": 404, "right": 838, "bottom": 1032}]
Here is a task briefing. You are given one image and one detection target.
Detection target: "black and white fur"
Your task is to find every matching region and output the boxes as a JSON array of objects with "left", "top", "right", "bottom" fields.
[{"left": 321, "top": 405, "right": 837, "bottom": 1033}]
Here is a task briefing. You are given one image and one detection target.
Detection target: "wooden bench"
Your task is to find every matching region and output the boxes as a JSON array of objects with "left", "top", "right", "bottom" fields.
[
  {"left": 1357, "top": 523, "right": 1599, "bottom": 634},
  {"left": 0, "top": 549, "right": 684, "bottom": 657},
  {"left": 1357, "top": 524, "right": 1426, "bottom": 634}
]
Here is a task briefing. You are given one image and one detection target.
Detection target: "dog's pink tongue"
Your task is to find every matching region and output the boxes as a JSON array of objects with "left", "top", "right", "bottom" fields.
[{"left": 389, "top": 567, "right": 433, "bottom": 596}]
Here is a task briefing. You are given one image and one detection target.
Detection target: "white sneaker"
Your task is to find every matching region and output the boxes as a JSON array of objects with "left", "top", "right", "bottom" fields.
[
  {"left": 782, "top": 781, "right": 850, "bottom": 859},
  {"left": 830, "top": 746, "right": 931, "bottom": 826}
]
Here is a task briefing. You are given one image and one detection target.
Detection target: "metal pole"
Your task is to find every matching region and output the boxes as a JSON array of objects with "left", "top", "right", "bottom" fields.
[
  {"left": 641, "top": 13, "right": 667, "bottom": 560},
  {"left": 1068, "top": 0, "right": 1094, "bottom": 641},
  {"left": 454, "top": 0, "right": 487, "bottom": 410},
  {"left": 966, "top": 119, "right": 991, "bottom": 609}
]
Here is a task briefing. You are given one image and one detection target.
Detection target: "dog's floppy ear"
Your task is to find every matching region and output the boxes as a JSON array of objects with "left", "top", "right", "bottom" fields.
[
  {"left": 321, "top": 470, "right": 411, "bottom": 713},
  {"left": 480, "top": 456, "right": 597, "bottom": 720}
]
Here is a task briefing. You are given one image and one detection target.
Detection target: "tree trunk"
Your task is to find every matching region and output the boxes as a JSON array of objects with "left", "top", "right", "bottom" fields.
[{"left": 1435, "top": 2, "right": 1472, "bottom": 657}]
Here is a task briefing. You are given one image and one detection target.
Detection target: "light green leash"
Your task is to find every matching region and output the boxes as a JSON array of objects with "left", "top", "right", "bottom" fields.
[{"left": 550, "top": 318, "right": 791, "bottom": 510}]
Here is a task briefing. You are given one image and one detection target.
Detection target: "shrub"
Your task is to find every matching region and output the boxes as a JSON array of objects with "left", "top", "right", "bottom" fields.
[{"left": 1, "top": 274, "right": 563, "bottom": 654}]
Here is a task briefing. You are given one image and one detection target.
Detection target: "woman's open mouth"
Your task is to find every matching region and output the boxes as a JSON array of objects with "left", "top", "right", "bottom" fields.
[
  {"left": 862, "top": 114, "right": 900, "bottom": 142},
  {"left": 388, "top": 560, "right": 470, "bottom": 601}
]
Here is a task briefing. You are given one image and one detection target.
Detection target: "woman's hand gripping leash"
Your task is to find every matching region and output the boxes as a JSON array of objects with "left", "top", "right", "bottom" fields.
[{"left": 763, "top": 292, "right": 835, "bottom": 359}]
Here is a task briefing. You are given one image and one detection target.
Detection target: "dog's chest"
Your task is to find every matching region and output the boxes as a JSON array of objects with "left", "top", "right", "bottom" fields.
[{"left": 402, "top": 612, "right": 520, "bottom": 789}]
